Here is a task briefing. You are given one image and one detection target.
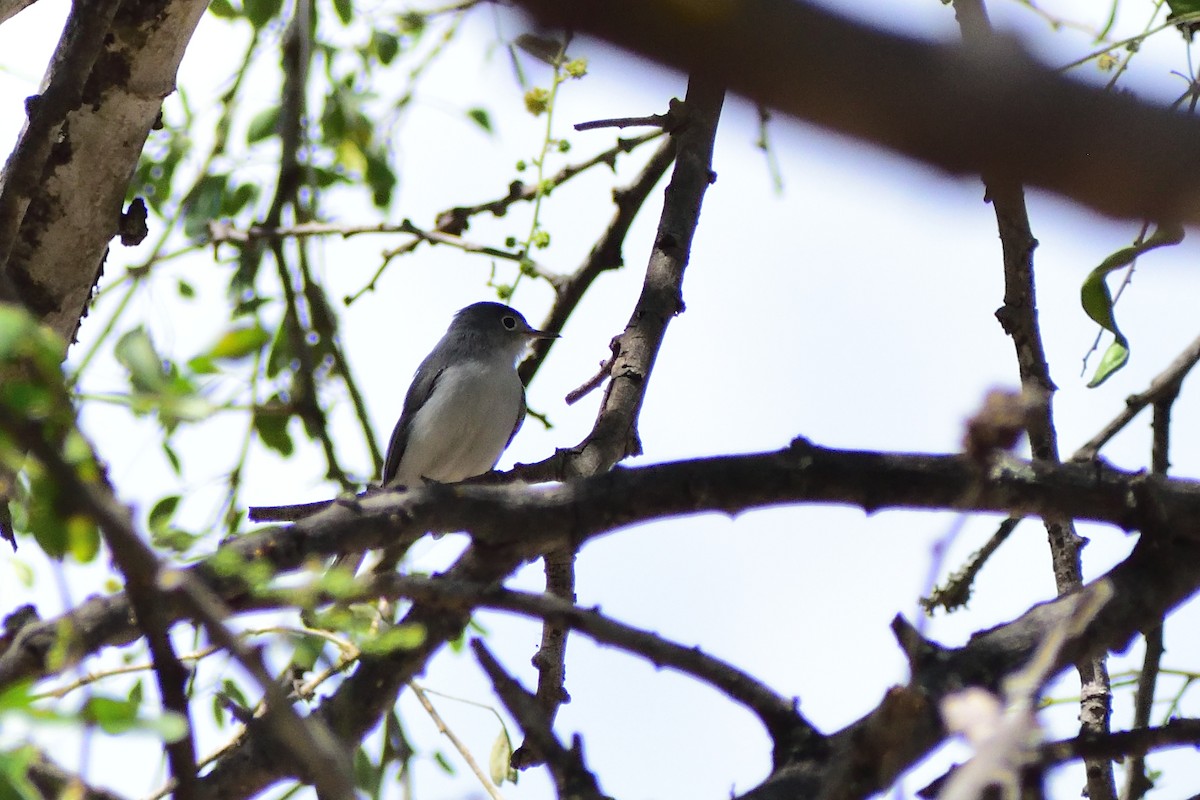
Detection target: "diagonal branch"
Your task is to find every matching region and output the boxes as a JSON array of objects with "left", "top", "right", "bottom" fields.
[
  {"left": 0, "top": 408, "right": 357, "bottom": 800},
  {"left": 348, "top": 576, "right": 814, "bottom": 766},
  {"left": 472, "top": 639, "right": 611, "bottom": 800}
]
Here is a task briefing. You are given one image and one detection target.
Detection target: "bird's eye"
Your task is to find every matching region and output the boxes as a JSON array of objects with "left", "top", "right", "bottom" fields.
[{"left": 502, "top": 315, "right": 517, "bottom": 330}]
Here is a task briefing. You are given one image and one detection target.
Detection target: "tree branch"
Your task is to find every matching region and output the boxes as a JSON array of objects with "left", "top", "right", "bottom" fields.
[
  {"left": 1, "top": 0, "right": 208, "bottom": 344},
  {"left": 11, "top": 441, "right": 1200, "bottom": 692},
  {"left": 509, "top": 0, "right": 1200, "bottom": 225},
  {"left": 472, "top": 639, "right": 611, "bottom": 800}
]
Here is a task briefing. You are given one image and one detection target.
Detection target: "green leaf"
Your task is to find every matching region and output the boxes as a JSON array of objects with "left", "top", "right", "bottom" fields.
[
  {"left": 489, "top": 727, "right": 516, "bottom": 786},
  {"left": 208, "top": 0, "right": 238, "bottom": 17},
  {"left": 246, "top": 107, "right": 280, "bottom": 144},
  {"left": 207, "top": 324, "right": 271, "bottom": 361},
  {"left": 1166, "top": 0, "right": 1200, "bottom": 16},
  {"left": 0, "top": 308, "right": 34, "bottom": 362},
  {"left": 332, "top": 0, "right": 352, "bottom": 24},
  {"left": 80, "top": 694, "right": 189, "bottom": 741},
  {"left": 466, "top": 107, "right": 492, "bottom": 134},
  {"left": 183, "top": 173, "right": 228, "bottom": 240},
  {"left": 365, "top": 150, "right": 396, "bottom": 208},
  {"left": 148, "top": 495, "right": 181, "bottom": 533},
  {"left": 243, "top": 0, "right": 283, "bottom": 28},
  {"left": 0, "top": 747, "right": 41, "bottom": 800},
  {"left": 222, "top": 183, "right": 259, "bottom": 216},
  {"left": 115, "top": 328, "right": 169, "bottom": 394},
  {"left": 81, "top": 695, "right": 140, "bottom": 734},
  {"left": 162, "top": 440, "right": 182, "bottom": 474},
  {"left": 65, "top": 513, "right": 100, "bottom": 563},
  {"left": 148, "top": 711, "right": 190, "bottom": 743},
  {"left": 353, "top": 747, "right": 382, "bottom": 795},
  {"left": 0, "top": 682, "right": 35, "bottom": 714},
  {"left": 253, "top": 410, "right": 294, "bottom": 456},
  {"left": 432, "top": 750, "right": 455, "bottom": 775},
  {"left": 358, "top": 623, "right": 426, "bottom": 655},
  {"left": 0, "top": 306, "right": 64, "bottom": 368},
  {"left": 372, "top": 31, "right": 399, "bottom": 64},
  {"left": 514, "top": 33, "right": 565, "bottom": 66},
  {"left": 187, "top": 354, "right": 218, "bottom": 375},
  {"left": 1081, "top": 223, "right": 1184, "bottom": 387},
  {"left": 288, "top": 634, "right": 326, "bottom": 672}
]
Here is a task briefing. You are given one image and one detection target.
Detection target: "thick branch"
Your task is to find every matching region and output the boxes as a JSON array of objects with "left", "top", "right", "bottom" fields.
[
  {"left": 2, "top": 0, "right": 208, "bottom": 344},
  {"left": 10, "top": 441, "right": 1200, "bottom": 691},
  {"left": 509, "top": 0, "right": 1200, "bottom": 225}
]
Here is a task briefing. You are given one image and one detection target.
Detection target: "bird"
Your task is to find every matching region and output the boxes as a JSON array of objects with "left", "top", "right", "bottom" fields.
[
  {"left": 380, "top": 301, "right": 557, "bottom": 489},
  {"left": 247, "top": 301, "right": 556, "bottom": 543},
  {"left": 330, "top": 301, "right": 556, "bottom": 575}
]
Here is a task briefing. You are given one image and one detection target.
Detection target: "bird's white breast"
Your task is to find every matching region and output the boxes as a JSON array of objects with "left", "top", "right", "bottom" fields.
[{"left": 395, "top": 359, "right": 524, "bottom": 485}]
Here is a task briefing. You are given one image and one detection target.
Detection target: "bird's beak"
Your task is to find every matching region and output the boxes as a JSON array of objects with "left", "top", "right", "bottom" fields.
[{"left": 525, "top": 326, "right": 560, "bottom": 340}]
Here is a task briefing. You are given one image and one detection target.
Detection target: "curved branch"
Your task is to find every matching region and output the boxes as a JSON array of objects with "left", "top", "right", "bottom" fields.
[{"left": 355, "top": 576, "right": 814, "bottom": 766}]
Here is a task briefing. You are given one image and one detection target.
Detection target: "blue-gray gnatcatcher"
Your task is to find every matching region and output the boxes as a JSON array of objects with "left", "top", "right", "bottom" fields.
[
  {"left": 246, "top": 302, "right": 554, "bottom": 529},
  {"left": 381, "top": 301, "right": 557, "bottom": 489}
]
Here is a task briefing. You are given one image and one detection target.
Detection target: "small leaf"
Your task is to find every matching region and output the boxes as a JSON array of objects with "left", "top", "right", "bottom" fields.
[
  {"left": 82, "top": 695, "right": 139, "bottom": 734},
  {"left": 372, "top": 31, "right": 399, "bottom": 64},
  {"left": 432, "top": 750, "right": 455, "bottom": 775},
  {"left": 65, "top": 514, "right": 100, "bottom": 563},
  {"left": 162, "top": 441, "right": 182, "bottom": 475},
  {"left": 1087, "top": 338, "right": 1131, "bottom": 388},
  {"left": 222, "top": 183, "right": 259, "bottom": 215},
  {"left": 1081, "top": 223, "right": 1183, "bottom": 387},
  {"left": 187, "top": 355, "right": 218, "bottom": 375},
  {"left": 0, "top": 681, "right": 35, "bottom": 713},
  {"left": 253, "top": 409, "right": 294, "bottom": 456},
  {"left": 353, "top": 747, "right": 383, "bottom": 795},
  {"left": 246, "top": 107, "right": 280, "bottom": 144},
  {"left": 489, "top": 727, "right": 516, "bottom": 786},
  {"left": 332, "top": 0, "right": 352, "bottom": 24},
  {"left": 208, "top": 0, "right": 238, "bottom": 18},
  {"left": 148, "top": 711, "right": 189, "bottom": 743},
  {"left": 365, "top": 150, "right": 396, "bottom": 208},
  {"left": 183, "top": 173, "right": 229, "bottom": 239},
  {"left": 207, "top": 324, "right": 271, "bottom": 361},
  {"left": 115, "top": 329, "right": 169, "bottom": 394},
  {"left": 243, "top": 0, "right": 283, "bottom": 28},
  {"left": 467, "top": 107, "right": 493, "bottom": 134},
  {"left": 148, "top": 495, "right": 181, "bottom": 533},
  {"left": 514, "top": 33, "right": 565, "bottom": 66},
  {"left": 0, "top": 747, "right": 41, "bottom": 800},
  {"left": 359, "top": 623, "right": 426, "bottom": 655}
]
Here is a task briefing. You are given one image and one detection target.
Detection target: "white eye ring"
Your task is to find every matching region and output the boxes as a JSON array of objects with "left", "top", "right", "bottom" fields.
[{"left": 502, "top": 315, "right": 517, "bottom": 330}]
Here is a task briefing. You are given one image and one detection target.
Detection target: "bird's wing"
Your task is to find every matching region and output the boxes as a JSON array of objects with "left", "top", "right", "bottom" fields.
[
  {"left": 381, "top": 362, "right": 445, "bottom": 485},
  {"left": 506, "top": 386, "right": 527, "bottom": 449}
]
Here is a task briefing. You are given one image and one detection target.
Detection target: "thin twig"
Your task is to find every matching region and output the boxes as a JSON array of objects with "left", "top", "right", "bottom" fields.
[
  {"left": 471, "top": 640, "right": 610, "bottom": 800},
  {"left": 1073, "top": 331, "right": 1200, "bottom": 461},
  {"left": 565, "top": 338, "right": 619, "bottom": 405},
  {"left": 408, "top": 681, "right": 506, "bottom": 800}
]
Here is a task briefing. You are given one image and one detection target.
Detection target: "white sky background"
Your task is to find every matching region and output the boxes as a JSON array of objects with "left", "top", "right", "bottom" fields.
[{"left": 3, "top": 0, "right": 1200, "bottom": 798}]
